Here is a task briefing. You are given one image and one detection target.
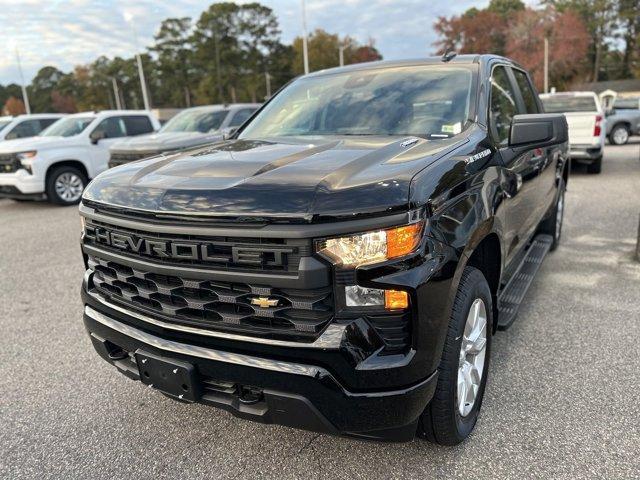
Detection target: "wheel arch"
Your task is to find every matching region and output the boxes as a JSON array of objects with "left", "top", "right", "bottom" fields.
[
  {"left": 610, "top": 120, "right": 631, "bottom": 131},
  {"left": 45, "top": 160, "right": 90, "bottom": 183},
  {"left": 465, "top": 233, "right": 502, "bottom": 332},
  {"left": 444, "top": 221, "right": 503, "bottom": 335}
]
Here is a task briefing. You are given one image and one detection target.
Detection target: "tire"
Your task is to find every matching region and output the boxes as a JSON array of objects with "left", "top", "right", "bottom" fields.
[
  {"left": 539, "top": 178, "right": 566, "bottom": 251},
  {"left": 608, "top": 124, "right": 630, "bottom": 145},
  {"left": 417, "top": 266, "right": 492, "bottom": 445},
  {"left": 45, "top": 165, "right": 87, "bottom": 205},
  {"left": 587, "top": 155, "right": 602, "bottom": 174}
]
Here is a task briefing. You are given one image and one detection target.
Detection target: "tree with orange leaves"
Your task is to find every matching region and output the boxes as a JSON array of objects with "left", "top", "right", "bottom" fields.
[
  {"left": 505, "top": 8, "right": 590, "bottom": 91},
  {"left": 3, "top": 96, "right": 26, "bottom": 116}
]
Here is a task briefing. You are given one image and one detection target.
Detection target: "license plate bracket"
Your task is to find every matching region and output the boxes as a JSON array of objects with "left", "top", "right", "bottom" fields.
[{"left": 135, "top": 350, "right": 199, "bottom": 402}]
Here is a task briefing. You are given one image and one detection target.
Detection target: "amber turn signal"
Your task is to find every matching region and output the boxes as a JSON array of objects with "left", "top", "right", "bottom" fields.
[
  {"left": 386, "top": 222, "right": 424, "bottom": 259},
  {"left": 384, "top": 289, "right": 409, "bottom": 310}
]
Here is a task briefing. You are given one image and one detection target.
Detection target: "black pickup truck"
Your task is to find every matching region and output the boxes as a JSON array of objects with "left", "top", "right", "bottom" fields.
[{"left": 79, "top": 54, "right": 569, "bottom": 445}]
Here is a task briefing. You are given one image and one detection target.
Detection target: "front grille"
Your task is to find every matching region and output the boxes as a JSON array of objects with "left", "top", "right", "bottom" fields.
[
  {"left": 109, "top": 151, "right": 157, "bottom": 168},
  {"left": 84, "top": 219, "right": 309, "bottom": 274},
  {"left": 0, "top": 154, "right": 20, "bottom": 173},
  {"left": 89, "top": 255, "right": 333, "bottom": 340}
]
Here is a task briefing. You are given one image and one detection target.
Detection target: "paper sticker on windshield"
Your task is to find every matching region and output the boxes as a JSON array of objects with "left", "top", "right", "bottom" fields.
[{"left": 442, "top": 122, "right": 462, "bottom": 134}]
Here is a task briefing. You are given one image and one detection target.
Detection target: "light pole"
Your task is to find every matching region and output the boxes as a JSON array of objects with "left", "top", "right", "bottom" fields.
[
  {"left": 301, "top": 0, "right": 309, "bottom": 74},
  {"left": 136, "top": 53, "right": 150, "bottom": 110},
  {"left": 15, "top": 48, "right": 31, "bottom": 114},
  {"left": 265, "top": 70, "right": 272, "bottom": 98},
  {"left": 112, "top": 78, "right": 122, "bottom": 110},
  {"left": 124, "top": 11, "right": 151, "bottom": 110},
  {"left": 543, "top": 37, "right": 549, "bottom": 94},
  {"left": 339, "top": 45, "right": 345, "bottom": 67}
]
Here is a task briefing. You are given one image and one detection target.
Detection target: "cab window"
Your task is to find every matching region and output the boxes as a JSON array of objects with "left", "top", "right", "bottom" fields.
[
  {"left": 124, "top": 116, "right": 154, "bottom": 136},
  {"left": 513, "top": 69, "right": 539, "bottom": 114},
  {"left": 9, "top": 120, "right": 42, "bottom": 138},
  {"left": 229, "top": 108, "right": 255, "bottom": 127},
  {"left": 489, "top": 66, "right": 518, "bottom": 146}
]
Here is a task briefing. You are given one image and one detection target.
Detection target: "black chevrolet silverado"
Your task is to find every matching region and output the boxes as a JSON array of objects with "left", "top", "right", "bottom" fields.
[{"left": 79, "top": 54, "right": 569, "bottom": 445}]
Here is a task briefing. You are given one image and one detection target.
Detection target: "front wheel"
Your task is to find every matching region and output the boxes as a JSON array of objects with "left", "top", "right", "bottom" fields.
[
  {"left": 45, "top": 166, "right": 87, "bottom": 205},
  {"left": 418, "top": 267, "right": 492, "bottom": 445}
]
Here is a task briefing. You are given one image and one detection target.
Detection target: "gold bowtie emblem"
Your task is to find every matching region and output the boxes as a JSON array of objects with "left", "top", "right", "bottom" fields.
[{"left": 251, "top": 297, "right": 279, "bottom": 308}]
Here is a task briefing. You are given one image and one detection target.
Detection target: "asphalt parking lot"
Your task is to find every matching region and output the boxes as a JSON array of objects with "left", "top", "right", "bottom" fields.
[{"left": 1, "top": 141, "right": 639, "bottom": 479}]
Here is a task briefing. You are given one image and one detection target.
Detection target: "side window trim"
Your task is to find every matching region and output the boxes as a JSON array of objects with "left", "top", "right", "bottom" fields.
[
  {"left": 488, "top": 63, "right": 522, "bottom": 147},
  {"left": 504, "top": 66, "right": 527, "bottom": 114},
  {"left": 511, "top": 67, "right": 542, "bottom": 114}
]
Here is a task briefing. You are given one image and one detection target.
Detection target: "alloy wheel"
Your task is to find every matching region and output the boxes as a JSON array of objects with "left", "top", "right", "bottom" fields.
[
  {"left": 612, "top": 127, "right": 629, "bottom": 145},
  {"left": 457, "top": 298, "right": 487, "bottom": 417},
  {"left": 54, "top": 172, "right": 84, "bottom": 202}
]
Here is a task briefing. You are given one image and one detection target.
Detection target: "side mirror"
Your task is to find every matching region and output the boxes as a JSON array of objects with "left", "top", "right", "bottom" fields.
[
  {"left": 605, "top": 108, "right": 615, "bottom": 117},
  {"left": 509, "top": 114, "right": 568, "bottom": 148},
  {"left": 220, "top": 127, "right": 237, "bottom": 140},
  {"left": 4, "top": 132, "right": 17, "bottom": 140},
  {"left": 90, "top": 130, "right": 105, "bottom": 144}
]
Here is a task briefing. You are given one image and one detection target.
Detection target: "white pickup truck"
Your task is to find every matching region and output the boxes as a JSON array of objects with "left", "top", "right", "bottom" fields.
[
  {"left": 540, "top": 91, "right": 605, "bottom": 174},
  {"left": 0, "top": 110, "right": 160, "bottom": 204}
]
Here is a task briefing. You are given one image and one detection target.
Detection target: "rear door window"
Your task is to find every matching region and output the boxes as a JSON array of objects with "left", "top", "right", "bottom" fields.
[
  {"left": 39, "top": 118, "right": 60, "bottom": 130},
  {"left": 124, "top": 116, "right": 155, "bottom": 136}
]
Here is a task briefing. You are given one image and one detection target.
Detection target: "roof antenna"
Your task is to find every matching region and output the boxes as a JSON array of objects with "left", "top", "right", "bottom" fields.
[{"left": 441, "top": 51, "right": 457, "bottom": 62}]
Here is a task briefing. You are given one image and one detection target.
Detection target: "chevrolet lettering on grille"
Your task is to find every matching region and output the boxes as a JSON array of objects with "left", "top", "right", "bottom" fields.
[{"left": 84, "top": 225, "right": 293, "bottom": 267}]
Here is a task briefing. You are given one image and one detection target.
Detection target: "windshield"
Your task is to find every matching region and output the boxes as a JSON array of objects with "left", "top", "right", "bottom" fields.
[
  {"left": 161, "top": 109, "right": 228, "bottom": 133},
  {"left": 41, "top": 116, "right": 95, "bottom": 137},
  {"left": 541, "top": 96, "right": 598, "bottom": 113},
  {"left": 0, "top": 120, "right": 12, "bottom": 132},
  {"left": 239, "top": 66, "right": 473, "bottom": 139}
]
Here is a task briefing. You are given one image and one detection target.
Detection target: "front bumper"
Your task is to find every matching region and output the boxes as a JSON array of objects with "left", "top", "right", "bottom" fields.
[
  {"left": 0, "top": 171, "right": 45, "bottom": 197},
  {"left": 79, "top": 203, "right": 459, "bottom": 440},
  {"left": 83, "top": 303, "right": 438, "bottom": 441}
]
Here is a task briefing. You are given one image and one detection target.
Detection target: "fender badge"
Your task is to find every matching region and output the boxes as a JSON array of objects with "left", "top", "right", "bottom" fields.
[{"left": 465, "top": 148, "right": 491, "bottom": 165}]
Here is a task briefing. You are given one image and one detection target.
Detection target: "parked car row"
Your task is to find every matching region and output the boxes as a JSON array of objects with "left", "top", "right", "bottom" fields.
[
  {"left": 108, "top": 104, "right": 258, "bottom": 168},
  {"left": 0, "top": 104, "right": 259, "bottom": 205},
  {"left": 0, "top": 113, "right": 64, "bottom": 141},
  {"left": 540, "top": 90, "right": 640, "bottom": 174}
]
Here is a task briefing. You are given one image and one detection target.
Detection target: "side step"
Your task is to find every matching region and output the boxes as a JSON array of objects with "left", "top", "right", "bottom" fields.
[{"left": 497, "top": 234, "right": 553, "bottom": 330}]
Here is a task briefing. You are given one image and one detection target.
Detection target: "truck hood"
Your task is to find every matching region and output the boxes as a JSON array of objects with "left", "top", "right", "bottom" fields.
[
  {"left": 0, "top": 135, "right": 72, "bottom": 153},
  {"left": 84, "top": 135, "right": 467, "bottom": 219},
  {"left": 110, "top": 131, "right": 223, "bottom": 153}
]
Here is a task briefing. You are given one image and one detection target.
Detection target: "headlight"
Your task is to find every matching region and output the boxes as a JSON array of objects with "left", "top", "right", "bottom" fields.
[
  {"left": 17, "top": 151, "right": 37, "bottom": 162},
  {"left": 317, "top": 221, "right": 425, "bottom": 268},
  {"left": 17, "top": 151, "right": 37, "bottom": 172}
]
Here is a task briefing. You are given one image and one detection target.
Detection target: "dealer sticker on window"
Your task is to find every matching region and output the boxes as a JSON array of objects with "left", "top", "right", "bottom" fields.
[{"left": 442, "top": 122, "right": 462, "bottom": 134}]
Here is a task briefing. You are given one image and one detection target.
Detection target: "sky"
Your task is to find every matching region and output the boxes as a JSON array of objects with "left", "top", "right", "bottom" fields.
[{"left": 0, "top": 0, "right": 489, "bottom": 85}]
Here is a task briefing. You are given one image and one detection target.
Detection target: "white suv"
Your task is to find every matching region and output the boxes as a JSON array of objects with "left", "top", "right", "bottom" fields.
[
  {"left": 0, "top": 110, "right": 159, "bottom": 204},
  {"left": 0, "top": 114, "right": 65, "bottom": 141}
]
